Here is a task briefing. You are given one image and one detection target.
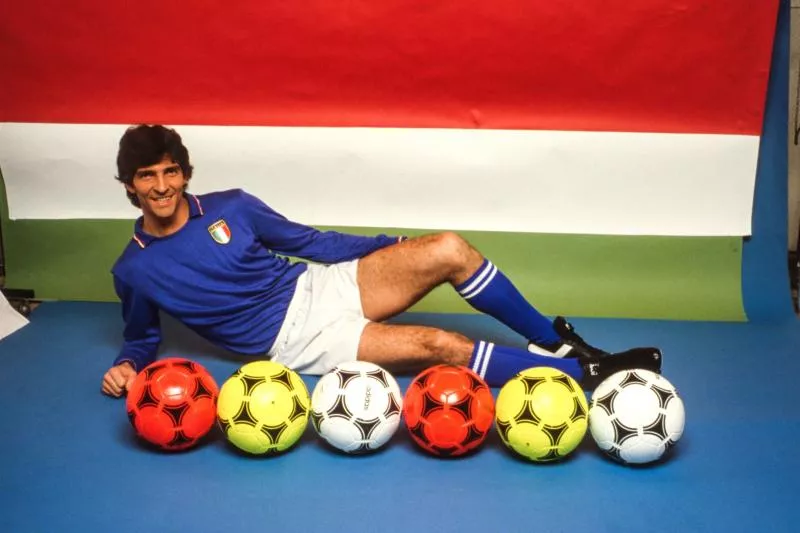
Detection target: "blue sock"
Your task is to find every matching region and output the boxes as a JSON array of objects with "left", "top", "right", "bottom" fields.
[
  {"left": 469, "top": 341, "right": 583, "bottom": 387},
  {"left": 455, "top": 259, "right": 560, "bottom": 344}
]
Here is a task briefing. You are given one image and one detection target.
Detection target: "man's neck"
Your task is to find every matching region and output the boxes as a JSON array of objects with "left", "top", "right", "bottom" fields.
[{"left": 141, "top": 195, "right": 191, "bottom": 237}]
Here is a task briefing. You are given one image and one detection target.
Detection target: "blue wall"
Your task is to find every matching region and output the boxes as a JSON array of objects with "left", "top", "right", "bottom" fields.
[{"left": 742, "top": 0, "right": 795, "bottom": 321}]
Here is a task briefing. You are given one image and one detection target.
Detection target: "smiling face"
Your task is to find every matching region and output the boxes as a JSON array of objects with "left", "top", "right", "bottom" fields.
[{"left": 126, "top": 155, "right": 190, "bottom": 234}]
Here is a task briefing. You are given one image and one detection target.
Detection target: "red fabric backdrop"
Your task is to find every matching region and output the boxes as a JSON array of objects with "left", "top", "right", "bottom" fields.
[{"left": 0, "top": 0, "right": 778, "bottom": 134}]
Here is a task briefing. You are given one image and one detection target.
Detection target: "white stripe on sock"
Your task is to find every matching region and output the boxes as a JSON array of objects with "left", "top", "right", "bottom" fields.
[
  {"left": 472, "top": 341, "right": 486, "bottom": 374},
  {"left": 458, "top": 261, "right": 494, "bottom": 296},
  {"left": 527, "top": 342, "right": 574, "bottom": 358},
  {"left": 478, "top": 342, "right": 494, "bottom": 379},
  {"left": 554, "top": 344, "right": 573, "bottom": 357},
  {"left": 462, "top": 264, "right": 498, "bottom": 300}
]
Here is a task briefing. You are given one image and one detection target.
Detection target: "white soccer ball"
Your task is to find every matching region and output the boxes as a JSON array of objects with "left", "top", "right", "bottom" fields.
[
  {"left": 310, "top": 361, "right": 403, "bottom": 454},
  {"left": 589, "top": 369, "right": 685, "bottom": 465}
]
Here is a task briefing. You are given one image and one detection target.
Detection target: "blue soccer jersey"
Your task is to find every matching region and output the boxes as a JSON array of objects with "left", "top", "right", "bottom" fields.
[{"left": 112, "top": 189, "right": 399, "bottom": 370}]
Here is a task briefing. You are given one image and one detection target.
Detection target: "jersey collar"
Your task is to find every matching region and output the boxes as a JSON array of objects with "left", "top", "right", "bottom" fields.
[{"left": 131, "top": 193, "right": 204, "bottom": 248}]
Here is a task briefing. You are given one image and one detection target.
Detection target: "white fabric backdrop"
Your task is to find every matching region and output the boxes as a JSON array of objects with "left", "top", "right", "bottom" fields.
[{"left": 0, "top": 123, "right": 759, "bottom": 236}]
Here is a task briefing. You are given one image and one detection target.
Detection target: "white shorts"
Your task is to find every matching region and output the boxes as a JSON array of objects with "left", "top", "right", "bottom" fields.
[{"left": 267, "top": 260, "right": 369, "bottom": 375}]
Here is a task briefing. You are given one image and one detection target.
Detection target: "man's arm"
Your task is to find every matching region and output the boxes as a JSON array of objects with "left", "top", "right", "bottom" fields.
[
  {"left": 239, "top": 190, "right": 402, "bottom": 263},
  {"left": 102, "top": 276, "right": 162, "bottom": 397}
]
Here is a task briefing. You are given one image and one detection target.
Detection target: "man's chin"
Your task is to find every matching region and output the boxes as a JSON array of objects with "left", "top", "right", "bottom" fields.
[{"left": 144, "top": 204, "right": 177, "bottom": 221}]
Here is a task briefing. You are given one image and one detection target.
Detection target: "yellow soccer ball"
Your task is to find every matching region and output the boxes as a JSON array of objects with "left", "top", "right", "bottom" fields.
[
  {"left": 495, "top": 367, "right": 588, "bottom": 462},
  {"left": 217, "top": 360, "right": 310, "bottom": 455}
]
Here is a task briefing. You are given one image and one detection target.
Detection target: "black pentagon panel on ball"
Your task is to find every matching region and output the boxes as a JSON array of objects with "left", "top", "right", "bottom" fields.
[
  {"left": 650, "top": 384, "right": 675, "bottom": 409},
  {"left": 519, "top": 375, "right": 547, "bottom": 395},
  {"left": 162, "top": 403, "right": 190, "bottom": 426},
  {"left": 217, "top": 418, "right": 231, "bottom": 433},
  {"left": 193, "top": 377, "right": 215, "bottom": 400},
  {"left": 432, "top": 445, "right": 460, "bottom": 457},
  {"left": 408, "top": 421, "right": 428, "bottom": 443},
  {"left": 605, "top": 445, "right": 624, "bottom": 462},
  {"left": 261, "top": 448, "right": 282, "bottom": 457},
  {"left": 612, "top": 419, "right": 639, "bottom": 444},
  {"left": 328, "top": 394, "right": 353, "bottom": 419},
  {"left": 288, "top": 395, "right": 308, "bottom": 423},
  {"left": 417, "top": 367, "right": 435, "bottom": 387},
  {"left": 310, "top": 410, "right": 324, "bottom": 432},
  {"left": 384, "top": 393, "right": 401, "bottom": 417},
  {"left": 271, "top": 369, "right": 295, "bottom": 391},
  {"left": 539, "top": 448, "right": 563, "bottom": 462},
  {"left": 551, "top": 373, "right": 575, "bottom": 391},
  {"left": 421, "top": 391, "right": 443, "bottom": 417},
  {"left": 171, "top": 359, "right": 196, "bottom": 372},
  {"left": 448, "top": 394, "right": 473, "bottom": 419},
  {"left": 232, "top": 403, "right": 258, "bottom": 426},
  {"left": 619, "top": 370, "right": 648, "bottom": 387},
  {"left": 355, "top": 418, "right": 382, "bottom": 440},
  {"left": 239, "top": 374, "right": 266, "bottom": 396},
  {"left": 143, "top": 363, "right": 165, "bottom": 381},
  {"left": 541, "top": 423, "right": 568, "bottom": 446},
  {"left": 260, "top": 423, "right": 287, "bottom": 445},
  {"left": 495, "top": 419, "right": 512, "bottom": 442},
  {"left": 642, "top": 412, "right": 668, "bottom": 438},
  {"left": 127, "top": 410, "right": 137, "bottom": 425},
  {"left": 572, "top": 396, "right": 588, "bottom": 419},
  {"left": 353, "top": 442, "right": 374, "bottom": 454},
  {"left": 593, "top": 388, "right": 618, "bottom": 416},
  {"left": 514, "top": 400, "right": 541, "bottom": 424},
  {"left": 364, "top": 369, "right": 390, "bottom": 388},
  {"left": 336, "top": 369, "right": 362, "bottom": 388},
  {"left": 168, "top": 430, "right": 194, "bottom": 448},
  {"left": 136, "top": 384, "right": 161, "bottom": 410},
  {"left": 465, "top": 372, "right": 485, "bottom": 393},
  {"left": 463, "top": 424, "right": 487, "bottom": 448}
]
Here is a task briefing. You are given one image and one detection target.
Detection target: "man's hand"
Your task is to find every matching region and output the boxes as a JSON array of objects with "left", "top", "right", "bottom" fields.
[{"left": 102, "top": 362, "right": 137, "bottom": 397}]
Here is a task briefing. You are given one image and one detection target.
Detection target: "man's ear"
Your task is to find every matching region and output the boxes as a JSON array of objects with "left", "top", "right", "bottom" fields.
[{"left": 125, "top": 183, "right": 135, "bottom": 194}]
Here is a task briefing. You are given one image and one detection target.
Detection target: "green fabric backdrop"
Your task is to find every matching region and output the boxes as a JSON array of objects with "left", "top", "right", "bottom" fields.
[{"left": 0, "top": 170, "right": 745, "bottom": 320}]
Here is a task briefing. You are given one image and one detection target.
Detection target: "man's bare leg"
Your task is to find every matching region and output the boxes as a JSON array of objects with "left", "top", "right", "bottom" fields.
[
  {"left": 356, "top": 322, "right": 474, "bottom": 374},
  {"left": 357, "top": 232, "right": 483, "bottom": 322}
]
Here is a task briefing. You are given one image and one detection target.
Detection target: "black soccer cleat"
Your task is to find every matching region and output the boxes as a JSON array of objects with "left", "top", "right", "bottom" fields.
[
  {"left": 580, "top": 348, "right": 663, "bottom": 390},
  {"left": 527, "top": 316, "right": 608, "bottom": 359}
]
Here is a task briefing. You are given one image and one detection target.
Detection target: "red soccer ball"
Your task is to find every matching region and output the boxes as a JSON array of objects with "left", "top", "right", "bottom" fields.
[
  {"left": 402, "top": 364, "right": 495, "bottom": 457},
  {"left": 126, "top": 357, "right": 219, "bottom": 451}
]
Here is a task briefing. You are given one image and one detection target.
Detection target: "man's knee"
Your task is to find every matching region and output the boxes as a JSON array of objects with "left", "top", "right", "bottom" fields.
[
  {"left": 433, "top": 231, "right": 465, "bottom": 250},
  {"left": 430, "top": 231, "right": 470, "bottom": 263},
  {"left": 427, "top": 232, "right": 483, "bottom": 282},
  {"left": 422, "top": 328, "right": 472, "bottom": 365}
]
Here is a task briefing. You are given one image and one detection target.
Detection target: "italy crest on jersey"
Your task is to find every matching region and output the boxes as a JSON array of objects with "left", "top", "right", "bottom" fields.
[{"left": 208, "top": 220, "right": 231, "bottom": 244}]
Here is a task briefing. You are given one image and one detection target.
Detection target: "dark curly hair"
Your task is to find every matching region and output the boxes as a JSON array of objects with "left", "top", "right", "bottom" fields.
[{"left": 115, "top": 125, "right": 194, "bottom": 207}]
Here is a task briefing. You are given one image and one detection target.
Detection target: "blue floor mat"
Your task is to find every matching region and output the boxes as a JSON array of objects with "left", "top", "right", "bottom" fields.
[{"left": 0, "top": 302, "right": 797, "bottom": 533}]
